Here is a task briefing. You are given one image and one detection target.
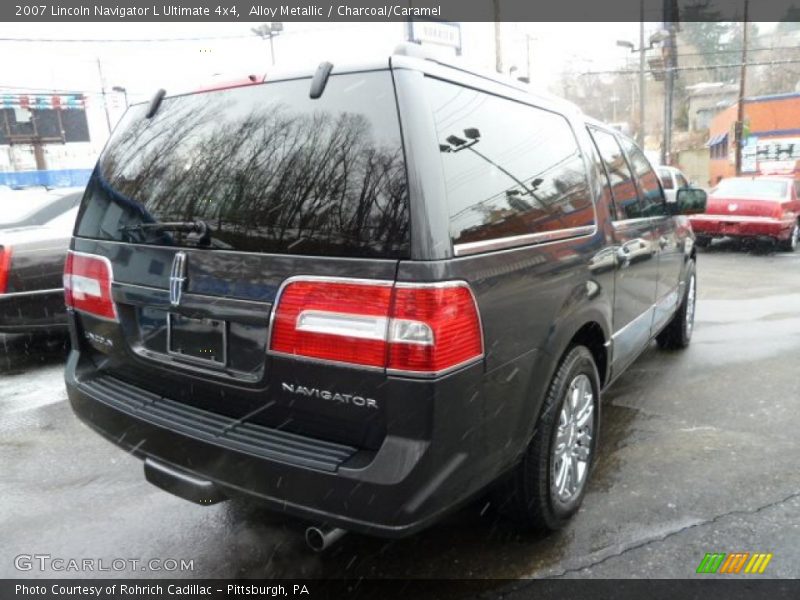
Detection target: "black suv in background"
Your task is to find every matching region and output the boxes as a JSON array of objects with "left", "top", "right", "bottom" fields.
[{"left": 64, "top": 46, "right": 706, "bottom": 547}]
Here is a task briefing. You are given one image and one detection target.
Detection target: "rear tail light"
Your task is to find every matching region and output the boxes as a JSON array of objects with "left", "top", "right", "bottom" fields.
[
  {"left": 269, "top": 277, "right": 483, "bottom": 376},
  {"left": 387, "top": 283, "right": 484, "bottom": 373},
  {"left": 63, "top": 251, "right": 117, "bottom": 320},
  {"left": 0, "top": 245, "right": 12, "bottom": 294}
]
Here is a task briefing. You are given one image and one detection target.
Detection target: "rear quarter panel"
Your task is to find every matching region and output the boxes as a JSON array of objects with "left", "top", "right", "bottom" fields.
[{"left": 393, "top": 70, "right": 615, "bottom": 473}]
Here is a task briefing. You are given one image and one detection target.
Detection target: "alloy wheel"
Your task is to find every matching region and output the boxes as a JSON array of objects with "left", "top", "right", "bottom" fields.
[{"left": 552, "top": 373, "right": 594, "bottom": 503}]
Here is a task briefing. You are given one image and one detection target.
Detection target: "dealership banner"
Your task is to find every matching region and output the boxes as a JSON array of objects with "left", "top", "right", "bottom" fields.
[
  {"left": 1, "top": 95, "right": 85, "bottom": 110},
  {"left": 3, "top": 579, "right": 800, "bottom": 600},
  {"left": 2, "top": 0, "right": 799, "bottom": 22}
]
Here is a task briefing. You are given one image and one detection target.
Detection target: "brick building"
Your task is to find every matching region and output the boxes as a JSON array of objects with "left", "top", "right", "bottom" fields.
[{"left": 707, "top": 92, "right": 800, "bottom": 184}]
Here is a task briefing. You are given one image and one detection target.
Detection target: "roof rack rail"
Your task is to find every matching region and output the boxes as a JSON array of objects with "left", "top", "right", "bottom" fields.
[
  {"left": 393, "top": 42, "right": 530, "bottom": 94},
  {"left": 391, "top": 42, "right": 583, "bottom": 115}
]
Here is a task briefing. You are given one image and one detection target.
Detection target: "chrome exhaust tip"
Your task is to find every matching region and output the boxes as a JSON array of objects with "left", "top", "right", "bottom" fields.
[{"left": 305, "top": 524, "right": 347, "bottom": 552}]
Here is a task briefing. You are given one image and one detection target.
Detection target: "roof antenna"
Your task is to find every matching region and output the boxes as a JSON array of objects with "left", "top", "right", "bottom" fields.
[
  {"left": 145, "top": 89, "right": 166, "bottom": 119},
  {"left": 309, "top": 62, "right": 334, "bottom": 99}
]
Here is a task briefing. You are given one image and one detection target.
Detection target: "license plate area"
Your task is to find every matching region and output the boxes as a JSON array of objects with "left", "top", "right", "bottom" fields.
[{"left": 167, "top": 313, "right": 227, "bottom": 366}]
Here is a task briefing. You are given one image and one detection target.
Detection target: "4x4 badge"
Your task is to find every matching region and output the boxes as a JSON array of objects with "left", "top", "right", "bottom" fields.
[{"left": 169, "top": 251, "right": 187, "bottom": 306}]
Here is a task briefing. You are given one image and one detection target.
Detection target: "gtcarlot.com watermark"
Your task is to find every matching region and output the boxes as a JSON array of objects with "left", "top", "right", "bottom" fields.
[{"left": 14, "top": 553, "right": 194, "bottom": 573}]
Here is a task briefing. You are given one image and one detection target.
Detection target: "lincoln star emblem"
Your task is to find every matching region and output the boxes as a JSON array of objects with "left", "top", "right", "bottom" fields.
[
  {"left": 728, "top": 203, "right": 738, "bottom": 212},
  {"left": 169, "top": 251, "right": 187, "bottom": 306}
]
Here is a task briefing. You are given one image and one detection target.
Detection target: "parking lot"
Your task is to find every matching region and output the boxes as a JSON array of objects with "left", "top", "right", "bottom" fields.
[{"left": 2, "top": 242, "right": 799, "bottom": 586}]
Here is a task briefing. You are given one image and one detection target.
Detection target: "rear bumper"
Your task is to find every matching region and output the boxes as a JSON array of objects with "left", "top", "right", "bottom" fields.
[
  {"left": 65, "top": 348, "right": 521, "bottom": 538},
  {"left": 689, "top": 215, "right": 794, "bottom": 240},
  {"left": 0, "top": 289, "right": 68, "bottom": 333}
]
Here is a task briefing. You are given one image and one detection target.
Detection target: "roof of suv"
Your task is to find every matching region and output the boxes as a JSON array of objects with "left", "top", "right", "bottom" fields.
[{"left": 160, "top": 43, "right": 584, "bottom": 121}]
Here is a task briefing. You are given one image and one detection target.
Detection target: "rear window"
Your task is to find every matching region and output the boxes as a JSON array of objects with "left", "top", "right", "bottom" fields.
[
  {"left": 714, "top": 178, "right": 789, "bottom": 200},
  {"left": 425, "top": 77, "right": 594, "bottom": 250},
  {"left": 75, "top": 71, "right": 410, "bottom": 258}
]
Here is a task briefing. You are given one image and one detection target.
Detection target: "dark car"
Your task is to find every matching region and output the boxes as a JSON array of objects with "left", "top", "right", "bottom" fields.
[
  {"left": 64, "top": 47, "right": 705, "bottom": 548},
  {"left": 0, "top": 190, "right": 83, "bottom": 333},
  {"left": 689, "top": 176, "right": 800, "bottom": 250}
]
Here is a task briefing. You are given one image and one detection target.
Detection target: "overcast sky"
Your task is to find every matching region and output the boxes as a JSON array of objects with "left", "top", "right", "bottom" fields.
[{"left": 0, "top": 21, "right": 645, "bottom": 106}]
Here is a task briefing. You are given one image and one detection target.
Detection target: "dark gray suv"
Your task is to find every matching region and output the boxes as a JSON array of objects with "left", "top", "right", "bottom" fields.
[{"left": 63, "top": 46, "right": 705, "bottom": 547}]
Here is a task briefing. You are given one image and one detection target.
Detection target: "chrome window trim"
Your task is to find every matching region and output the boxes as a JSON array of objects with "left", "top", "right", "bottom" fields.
[{"left": 452, "top": 225, "right": 596, "bottom": 257}]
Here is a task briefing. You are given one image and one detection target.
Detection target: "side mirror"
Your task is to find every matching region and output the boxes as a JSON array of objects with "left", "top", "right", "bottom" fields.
[{"left": 674, "top": 188, "right": 707, "bottom": 215}]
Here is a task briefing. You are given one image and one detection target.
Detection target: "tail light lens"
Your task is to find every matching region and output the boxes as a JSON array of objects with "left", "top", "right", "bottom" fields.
[
  {"left": 269, "top": 278, "right": 483, "bottom": 376},
  {"left": 0, "top": 245, "right": 12, "bottom": 294},
  {"left": 63, "top": 251, "right": 117, "bottom": 320},
  {"left": 387, "top": 284, "right": 484, "bottom": 373},
  {"left": 270, "top": 279, "right": 393, "bottom": 368}
]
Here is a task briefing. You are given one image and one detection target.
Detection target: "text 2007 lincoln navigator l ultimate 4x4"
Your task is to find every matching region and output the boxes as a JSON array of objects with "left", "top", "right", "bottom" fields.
[{"left": 64, "top": 46, "right": 707, "bottom": 547}]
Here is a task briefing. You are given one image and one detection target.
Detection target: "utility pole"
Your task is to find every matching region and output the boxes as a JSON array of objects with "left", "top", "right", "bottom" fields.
[
  {"left": 637, "top": 0, "right": 646, "bottom": 146},
  {"left": 96, "top": 57, "right": 112, "bottom": 136},
  {"left": 660, "top": 23, "right": 676, "bottom": 166},
  {"left": 493, "top": 0, "right": 503, "bottom": 73},
  {"left": 734, "top": 0, "right": 749, "bottom": 175}
]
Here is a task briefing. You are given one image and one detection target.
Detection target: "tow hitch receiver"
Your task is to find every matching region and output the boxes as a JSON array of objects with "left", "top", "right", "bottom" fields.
[{"left": 144, "top": 458, "right": 227, "bottom": 505}]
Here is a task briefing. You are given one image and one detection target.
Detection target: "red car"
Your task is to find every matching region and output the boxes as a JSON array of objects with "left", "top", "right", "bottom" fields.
[{"left": 689, "top": 176, "right": 800, "bottom": 251}]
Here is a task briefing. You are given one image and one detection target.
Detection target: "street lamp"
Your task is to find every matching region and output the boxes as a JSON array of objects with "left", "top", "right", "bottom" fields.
[
  {"left": 111, "top": 86, "right": 128, "bottom": 109},
  {"left": 440, "top": 128, "right": 537, "bottom": 199},
  {"left": 616, "top": 28, "right": 670, "bottom": 147},
  {"left": 252, "top": 22, "right": 284, "bottom": 66}
]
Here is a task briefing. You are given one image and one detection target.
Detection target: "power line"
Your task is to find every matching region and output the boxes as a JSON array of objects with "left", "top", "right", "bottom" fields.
[
  {"left": 671, "top": 45, "right": 800, "bottom": 58},
  {"left": 0, "top": 25, "right": 354, "bottom": 44},
  {"left": 0, "top": 34, "right": 258, "bottom": 43},
  {"left": 580, "top": 58, "right": 800, "bottom": 76},
  {"left": 0, "top": 85, "right": 107, "bottom": 94}
]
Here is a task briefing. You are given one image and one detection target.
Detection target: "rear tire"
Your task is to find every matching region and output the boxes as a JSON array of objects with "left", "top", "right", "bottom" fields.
[
  {"left": 656, "top": 261, "right": 696, "bottom": 350},
  {"left": 500, "top": 345, "right": 600, "bottom": 531},
  {"left": 778, "top": 222, "right": 798, "bottom": 252}
]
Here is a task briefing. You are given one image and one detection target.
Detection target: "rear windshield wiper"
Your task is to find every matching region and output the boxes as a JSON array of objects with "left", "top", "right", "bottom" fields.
[{"left": 119, "top": 220, "right": 208, "bottom": 236}]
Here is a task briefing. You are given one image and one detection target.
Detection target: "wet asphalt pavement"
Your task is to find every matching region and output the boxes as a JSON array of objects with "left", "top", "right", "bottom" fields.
[{"left": 2, "top": 239, "right": 799, "bottom": 589}]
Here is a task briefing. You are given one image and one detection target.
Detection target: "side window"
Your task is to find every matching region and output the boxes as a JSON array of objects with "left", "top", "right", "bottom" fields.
[
  {"left": 659, "top": 169, "right": 674, "bottom": 190},
  {"left": 676, "top": 172, "right": 689, "bottom": 188},
  {"left": 425, "top": 77, "right": 595, "bottom": 249},
  {"left": 586, "top": 131, "right": 617, "bottom": 221},
  {"left": 588, "top": 127, "right": 643, "bottom": 220},
  {"left": 619, "top": 137, "right": 667, "bottom": 217}
]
